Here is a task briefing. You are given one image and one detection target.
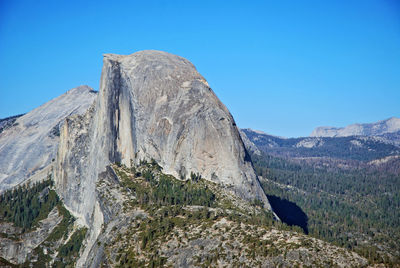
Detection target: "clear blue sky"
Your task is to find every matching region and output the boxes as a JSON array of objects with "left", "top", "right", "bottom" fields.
[{"left": 1, "top": 0, "right": 399, "bottom": 137}]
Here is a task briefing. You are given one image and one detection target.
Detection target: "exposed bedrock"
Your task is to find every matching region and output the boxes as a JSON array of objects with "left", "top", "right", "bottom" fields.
[{"left": 54, "top": 50, "right": 271, "bottom": 233}]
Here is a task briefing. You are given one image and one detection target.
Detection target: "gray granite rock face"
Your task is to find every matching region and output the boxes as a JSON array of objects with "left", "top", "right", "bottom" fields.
[
  {"left": 0, "top": 86, "right": 97, "bottom": 191},
  {"left": 55, "top": 50, "right": 271, "bottom": 227}
]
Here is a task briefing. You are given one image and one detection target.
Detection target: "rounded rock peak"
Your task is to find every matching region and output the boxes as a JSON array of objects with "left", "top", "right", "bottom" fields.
[
  {"left": 103, "top": 50, "right": 196, "bottom": 70},
  {"left": 104, "top": 50, "right": 183, "bottom": 60}
]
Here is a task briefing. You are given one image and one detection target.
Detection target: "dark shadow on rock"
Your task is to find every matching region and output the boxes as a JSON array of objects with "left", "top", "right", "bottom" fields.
[{"left": 267, "top": 195, "right": 308, "bottom": 234}]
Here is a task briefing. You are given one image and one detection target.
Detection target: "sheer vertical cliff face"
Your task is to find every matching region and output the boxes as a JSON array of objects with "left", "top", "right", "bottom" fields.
[{"left": 55, "top": 51, "right": 270, "bottom": 227}]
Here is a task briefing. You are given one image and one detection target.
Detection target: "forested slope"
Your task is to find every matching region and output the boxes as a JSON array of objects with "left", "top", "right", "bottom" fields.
[{"left": 252, "top": 152, "right": 400, "bottom": 265}]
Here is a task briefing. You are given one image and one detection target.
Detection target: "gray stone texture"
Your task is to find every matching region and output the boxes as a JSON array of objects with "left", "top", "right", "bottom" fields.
[
  {"left": 55, "top": 50, "right": 271, "bottom": 226},
  {"left": 0, "top": 86, "right": 97, "bottom": 191}
]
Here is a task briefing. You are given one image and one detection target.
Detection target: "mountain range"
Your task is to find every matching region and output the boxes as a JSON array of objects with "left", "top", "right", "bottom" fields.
[
  {"left": 241, "top": 124, "right": 400, "bottom": 163},
  {"left": 310, "top": 117, "right": 400, "bottom": 138},
  {"left": 0, "top": 51, "right": 398, "bottom": 267}
]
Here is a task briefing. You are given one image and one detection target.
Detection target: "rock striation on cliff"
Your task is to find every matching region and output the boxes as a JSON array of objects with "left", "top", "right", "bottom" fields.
[
  {"left": 54, "top": 50, "right": 271, "bottom": 266},
  {"left": 0, "top": 86, "right": 97, "bottom": 191},
  {"left": 55, "top": 51, "right": 270, "bottom": 222}
]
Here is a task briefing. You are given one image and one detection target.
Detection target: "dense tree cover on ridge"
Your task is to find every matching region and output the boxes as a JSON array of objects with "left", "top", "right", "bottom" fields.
[
  {"left": 115, "top": 160, "right": 216, "bottom": 208},
  {"left": 0, "top": 178, "right": 89, "bottom": 267},
  {"left": 54, "top": 228, "right": 88, "bottom": 267},
  {"left": 0, "top": 179, "right": 58, "bottom": 230},
  {"left": 252, "top": 152, "right": 400, "bottom": 264}
]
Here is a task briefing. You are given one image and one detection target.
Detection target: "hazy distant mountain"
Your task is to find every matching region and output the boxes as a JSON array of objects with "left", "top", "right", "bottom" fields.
[
  {"left": 310, "top": 117, "right": 400, "bottom": 137},
  {"left": 241, "top": 128, "right": 400, "bottom": 162}
]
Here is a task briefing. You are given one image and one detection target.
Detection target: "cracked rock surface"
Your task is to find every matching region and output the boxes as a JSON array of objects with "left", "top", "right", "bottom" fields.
[{"left": 0, "top": 86, "right": 97, "bottom": 191}]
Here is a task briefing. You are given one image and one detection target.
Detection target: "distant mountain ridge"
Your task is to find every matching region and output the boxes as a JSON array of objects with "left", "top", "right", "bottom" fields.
[
  {"left": 0, "top": 114, "right": 24, "bottom": 134},
  {"left": 310, "top": 117, "right": 400, "bottom": 137},
  {"left": 241, "top": 118, "right": 400, "bottom": 264},
  {"left": 241, "top": 128, "right": 400, "bottom": 162},
  {"left": 240, "top": 117, "right": 400, "bottom": 163}
]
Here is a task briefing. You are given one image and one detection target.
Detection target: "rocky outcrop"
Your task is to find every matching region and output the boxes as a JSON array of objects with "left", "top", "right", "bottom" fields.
[
  {"left": 54, "top": 50, "right": 272, "bottom": 266},
  {"left": 0, "top": 207, "right": 62, "bottom": 264},
  {"left": 87, "top": 163, "right": 368, "bottom": 268},
  {"left": 0, "top": 86, "right": 97, "bottom": 192},
  {"left": 310, "top": 117, "right": 400, "bottom": 137},
  {"left": 54, "top": 50, "right": 270, "bottom": 228}
]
